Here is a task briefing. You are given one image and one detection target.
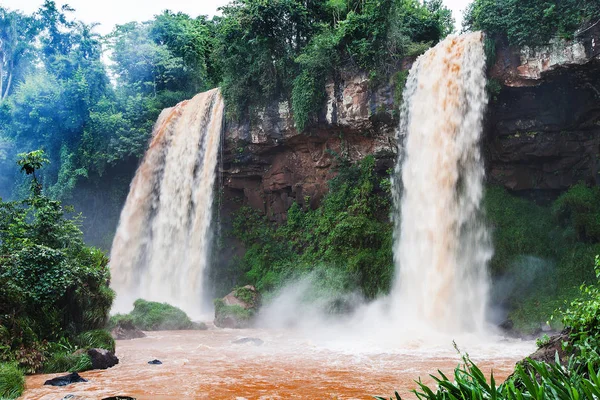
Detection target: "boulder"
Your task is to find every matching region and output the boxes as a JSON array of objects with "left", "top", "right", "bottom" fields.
[
  {"left": 526, "top": 331, "right": 571, "bottom": 365},
  {"left": 111, "top": 319, "right": 146, "bottom": 340},
  {"left": 44, "top": 372, "right": 88, "bottom": 386},
  {"left": 87, "top": 348, "right": 119, "bottom": 370},
  {"left": 101, "top": 397, "right": 136, "bottom": 400},
  {"left": 214, "top": 286, "right": 261, "bottom": 329},
  {"left": 232, "top": 337, "right": 264, "bottom": 346},
  {"left": 148, "top": 359, "right": 162, "bottom": 365},
  {"left": 192, "top": 321, "right": 208, "bottom": 330}
]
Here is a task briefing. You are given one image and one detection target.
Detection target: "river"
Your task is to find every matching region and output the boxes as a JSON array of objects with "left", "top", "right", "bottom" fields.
[{"left": 22, "top": 327, "right": 534, "bottom": 399}]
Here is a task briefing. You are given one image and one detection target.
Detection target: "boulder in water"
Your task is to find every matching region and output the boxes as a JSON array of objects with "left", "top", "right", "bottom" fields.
[
  {"left": 192, "top": 321, "right": 208, "bottom": 330},
  {"left": 111, "top": 319, "right": 146, "bottom": 340},
  {"left": 101, "top": 397, "right": 136, "bottom": 400},
  {"left": 44, "top": 372, "right": 88, "bottom": 386},
  {"left": 88, "top": 348, "right": 119, "bottom": 370},
  {"left": 214, "top": 286, "right": 261, "bottom": 329},
  {"left": 232, "top": 337, "right": 264, "bottom": 346}
]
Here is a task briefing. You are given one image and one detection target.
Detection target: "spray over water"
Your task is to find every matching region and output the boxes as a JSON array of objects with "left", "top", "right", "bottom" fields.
[
  {"left": 110, "top": 88, "right": 224, "bottom": 317},
  {"left": 391, "top": 32, "right": 491, "bottom": 333}
]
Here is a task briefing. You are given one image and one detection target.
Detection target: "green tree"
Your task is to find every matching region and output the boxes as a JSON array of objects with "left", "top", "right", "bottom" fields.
[
  {"left": 464, "top": 0, "right": 600, "bottom": 45},
  {"left": 0, "top": 151, "right": 114, "bottom": 372}
]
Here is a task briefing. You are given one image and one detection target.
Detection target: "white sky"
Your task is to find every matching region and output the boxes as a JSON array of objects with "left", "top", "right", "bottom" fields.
[{"left": 1, "top": 0, "right": 472, "bottom": 35}]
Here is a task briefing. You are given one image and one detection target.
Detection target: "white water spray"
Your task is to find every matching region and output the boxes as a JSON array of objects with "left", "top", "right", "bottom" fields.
[
  {"left": 110, "top": 88, "right": 224, "bottom": 317},
  {"left": 391, "top": 32, "right": 492, "bottom": 333}
]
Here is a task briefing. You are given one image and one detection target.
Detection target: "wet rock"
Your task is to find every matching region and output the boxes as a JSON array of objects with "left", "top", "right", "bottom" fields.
[
  {"left": 44, "top": 372, "right": 88, "bottom": 386},
  {"left": 214, "top": 286, "right": 261, "bottom": 329},
  {"left": 148, "top": 359, "right": 162, "bottom": 365},
  {"left": 101, "top": 397, "right": 136, "bottom": 400},
  {"left": 192, "top": 321, "right": 208, "bottom": 330},
  {"left": 232, "top": 337, "right": 264, "bottom": 346},
  {"left": 111, "top": 319, "right": 146, "bottom": 340},
  {"left": 88, "top": 348, "right": 119, "bottom": 370},
  {"left": 526, "top": 331, "right": 571, "bottom": 365}
]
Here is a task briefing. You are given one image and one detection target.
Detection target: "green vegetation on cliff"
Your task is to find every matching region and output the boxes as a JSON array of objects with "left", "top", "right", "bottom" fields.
[
  {"left": 215, "top": 0, "right": 453, "bottom": 128},
  {"left": 226, "top": 155, "right": 393, "bottom": 301},
  {"left": 485, "top": 185, "right": 600, "bottom": 333},
  {"left": 221, "top": 156, "right": 600, "bottom": 333},
  {"left": 464, "top": 0, "right": 600, "bottom": 45}
]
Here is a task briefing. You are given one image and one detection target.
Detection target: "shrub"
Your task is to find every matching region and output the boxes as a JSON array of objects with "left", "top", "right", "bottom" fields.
[
  {"left": 127, "top": 299, "right": 193, "bottom": 330},
  {"left": 0, "top": 151, "right": 114, "bottom": 372},
  {"left": 43, "top": 352, "right": 92, "bottom": 373},
  {"left": 464, "top": 0, "right": 600, "bottom": 46},
  {"left": 376, "top": 355, "right": 600, "bottom": 399},
  {"left": 0, "top": 363, "right": 25, "bottom": 399},
  {"left": 231, "top": 156, "right": 393, "bottom": 300},
  {"left": 553, "top": 183, "right": 600, "bottom": 243},
  {"left": 559, "top": 255, "right": 600, "bottom": 366},
  {"left": 75, "top": 330, "right": 115, "bottom": 353}
]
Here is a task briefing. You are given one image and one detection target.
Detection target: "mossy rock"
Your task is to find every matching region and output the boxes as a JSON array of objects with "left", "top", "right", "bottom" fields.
[
  {"left": 109, "top": 299, "right": 193, "bottom": 331},
  {"left": 214, "top": 286, "right": 260, "bottom": 329}
]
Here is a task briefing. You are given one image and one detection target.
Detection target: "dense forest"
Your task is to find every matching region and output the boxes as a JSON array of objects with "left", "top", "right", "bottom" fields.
[{"left": 1, "top": 0, "right": 600, "bottom": 398}]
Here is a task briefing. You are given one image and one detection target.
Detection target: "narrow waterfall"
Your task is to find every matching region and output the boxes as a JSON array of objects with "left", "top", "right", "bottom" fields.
[
  {"left": 391, "top": 32, "right": 491, "bottom": 333},
  {"left": 110, "top": 88, "right": 224, "bottom": 317}
]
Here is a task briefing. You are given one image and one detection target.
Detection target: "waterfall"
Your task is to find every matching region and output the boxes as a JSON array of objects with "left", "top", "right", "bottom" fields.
[
  {"left": 110, "top": 88, "right": 224, "bottom": 317},
  {"left": 391, "top": 32, "right": 491, "bottom": 333}
]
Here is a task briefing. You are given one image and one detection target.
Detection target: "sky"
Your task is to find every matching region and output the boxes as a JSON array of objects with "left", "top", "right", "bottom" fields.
[{"left": 1, "top": 0, "right": 472, "bottom": 34}]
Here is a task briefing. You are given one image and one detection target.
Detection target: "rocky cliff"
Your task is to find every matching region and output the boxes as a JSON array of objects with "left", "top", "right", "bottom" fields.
[{"left": 221, "top": 29, "right": 600, "bottom": 220}]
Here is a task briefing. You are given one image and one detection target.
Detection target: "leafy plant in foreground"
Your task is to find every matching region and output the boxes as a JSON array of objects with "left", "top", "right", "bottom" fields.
[{"left": 0, "top": 363, "right": 25, "bottom": 399}]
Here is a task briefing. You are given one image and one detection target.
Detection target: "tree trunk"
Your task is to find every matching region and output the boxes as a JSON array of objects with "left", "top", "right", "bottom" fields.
[
  {"left": 0, "top": 49, "right": 4, "bottom": 100},
  {"left": 3, "top": 70, "right": 12, "bottom": 100}
]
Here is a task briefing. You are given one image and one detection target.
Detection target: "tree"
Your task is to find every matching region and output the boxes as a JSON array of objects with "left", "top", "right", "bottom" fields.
[
  {"left": 16, "top": 150, "right": 49, "bottom": 196},
  {"left": 0, "top": 151, "right": 113, "bottom": 372},
  {"left": 0, "top": 8, "right": 39, "bottom": 100}
]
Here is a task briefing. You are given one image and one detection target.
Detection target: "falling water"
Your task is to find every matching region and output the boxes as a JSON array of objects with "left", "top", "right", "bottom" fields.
[
  {"left": 391, "top": 32, "right": 492, "bottom": 333},
  {"left": 110, "top": 88, "right": 224, "bottom": 317}
]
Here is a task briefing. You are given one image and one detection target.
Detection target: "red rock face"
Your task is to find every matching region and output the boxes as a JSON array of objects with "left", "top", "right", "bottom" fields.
[{"left": 221, "top": 70, "right": 398, "bottom": 222}]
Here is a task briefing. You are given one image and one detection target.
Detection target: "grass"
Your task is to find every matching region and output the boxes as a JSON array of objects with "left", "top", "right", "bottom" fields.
[
  {"left": 42, "top": 352, "right": 93, "bottom": 373},
  {"left": 75, "top": 330, "right": 115, "bottom": 352},
  {"left": 0, "top": 363, "right": 25, "bottom": 399}
]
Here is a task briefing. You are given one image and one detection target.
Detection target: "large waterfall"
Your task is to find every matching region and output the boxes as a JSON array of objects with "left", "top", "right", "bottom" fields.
[
  {"left": 391, "top": 32, "right": 491, "bottom": 333},
  {"left": 110, "top": 88, "right": 224, "bottom": 316}
]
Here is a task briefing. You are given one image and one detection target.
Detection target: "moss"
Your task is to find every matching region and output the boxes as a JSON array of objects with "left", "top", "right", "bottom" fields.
[
  {"left": 0, "top": 363, "right": 24, "bottom": 399},
  {"left": 233, "top": 286, "right": 260, "bottom": 307},
  {"left": 126, "top": 299, "right": 193, "bottom": 331},
  {"left": 393, "top": 70, "right": 409, "bottom": 107},
  {"left": 214, "top": 299, "right": 255, "bottom": 328}
]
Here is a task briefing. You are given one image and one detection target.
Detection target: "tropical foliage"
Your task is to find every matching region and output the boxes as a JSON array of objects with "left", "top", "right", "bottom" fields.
[
  {"left": 223, "top": 155, "right": 393, "bottom": 301},
  {"left": 463, "top": 0, "right": 600, "bottom": 45},
  {"left": 0, "top": 151, "right": 114, "bottom": 373}
]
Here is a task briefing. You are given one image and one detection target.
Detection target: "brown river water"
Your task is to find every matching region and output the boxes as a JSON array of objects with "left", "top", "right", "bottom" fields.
[{"left": 21, "top": 327, "right": 534, "bottom": 400}]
